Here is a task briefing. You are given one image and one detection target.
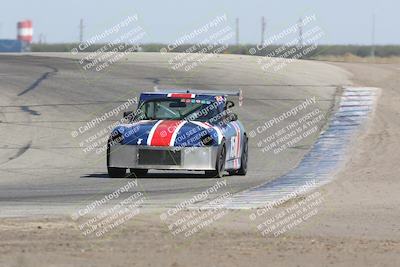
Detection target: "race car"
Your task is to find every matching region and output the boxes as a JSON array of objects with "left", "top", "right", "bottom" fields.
[{"left": 107, "top": 89, "right": 248, "bottom": 178}]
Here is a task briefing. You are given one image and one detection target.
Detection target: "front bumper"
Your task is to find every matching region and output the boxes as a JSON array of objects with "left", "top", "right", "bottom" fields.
[{"left": 108, "top": 145, "right": 219, "bottom": 170}]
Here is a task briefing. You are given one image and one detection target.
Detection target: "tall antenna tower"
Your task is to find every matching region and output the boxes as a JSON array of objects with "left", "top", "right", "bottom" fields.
[
  {"left": 79, "top": 19, "right": 84, "bottom": 43},
  {"left": 297, "top": 17, "right": 303, "bottom": 47},
  {"left": 371, "top": 14, "right": 376, "bottom": 57},
  {"left": 261, "top": 16, "right": 266, "bottom": 45},
  {"left": 235, "top": 18, "right": 239, "bottom": 46}
]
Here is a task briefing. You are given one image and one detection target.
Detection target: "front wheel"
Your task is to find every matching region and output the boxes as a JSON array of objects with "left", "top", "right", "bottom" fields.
[
  {"left": 108, "top": 167, "right": 127, "bottom": 178},
  {"left": 205, "top": 143, "right": 226, "bottom": 178},
  {"left": 228, "top": 136, "right": 248, "bottom": 176},
  {"left": 107, "top": 139, "right": 127, "bottom": 178},
  {"left": 130, "top": 168, "right": 148, "bottom": 178}
]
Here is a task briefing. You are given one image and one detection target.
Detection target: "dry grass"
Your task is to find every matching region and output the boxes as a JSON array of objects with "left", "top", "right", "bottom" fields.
[{"left": 312, "top": 53, "right": 400, "bottom": 64}]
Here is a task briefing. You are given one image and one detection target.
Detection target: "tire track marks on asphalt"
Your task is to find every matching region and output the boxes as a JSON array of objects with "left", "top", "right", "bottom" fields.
[
  {"left": 17, "top": 65, "right": 58, "bottom": 96},
  {"left": 0, "top": 141, "right": 32, "bottom": 165}
]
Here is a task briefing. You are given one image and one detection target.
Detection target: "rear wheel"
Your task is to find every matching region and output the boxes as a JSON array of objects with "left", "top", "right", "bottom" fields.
[
  {"left": 236, "top": 136, "right": 248, "bottom": 175},
  {"left": 130, "top": 168, "right": 148, "bottom": 178},
  {"left": 205, "top": 143, "right": 226, "bottom": 178}
]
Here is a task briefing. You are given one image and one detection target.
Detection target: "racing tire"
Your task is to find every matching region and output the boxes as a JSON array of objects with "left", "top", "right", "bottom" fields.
[
  {"left": 130, "top": 168, "right": 148, "bottom": 178},
  {"left": 107, "top": 139, "right": 127, "bottom": 178},
  {"left": 236, "top": 136, "right": 248, "bottom": 175},
  {"left": 108, "top": 167, "right": 127, "bottom": 178},
  {"left": 205, "top": 143, "right": 226, "bottom": 178},
  {"left": 228, "top": 135, "right": 248, "bottom": 176}
]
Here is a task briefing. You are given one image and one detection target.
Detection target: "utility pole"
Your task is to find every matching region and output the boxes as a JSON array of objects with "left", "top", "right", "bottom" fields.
[
  {"left": 79, "top": 19, "right": 84, "bottom": 43},
  {"left": 261, "top": 16, "right": 266, "bottom": 45},
  {"left": 235, "top": 18, "right": 239, "bottom": 46},
  {"left": 297, "top": 17, "right": 303, "bottom": 47},
  {"left": 371, "top": 14, "right": 375, "bottom": 58}
]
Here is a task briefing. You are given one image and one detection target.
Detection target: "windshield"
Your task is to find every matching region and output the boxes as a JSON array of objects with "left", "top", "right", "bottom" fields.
[{"left": 137, "top": 99, "right": 220, "bottom": 121}]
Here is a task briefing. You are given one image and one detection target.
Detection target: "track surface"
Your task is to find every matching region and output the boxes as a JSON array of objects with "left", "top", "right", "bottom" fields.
[{"left": 0, "top": 53, "right": 350, "bottom": 217}]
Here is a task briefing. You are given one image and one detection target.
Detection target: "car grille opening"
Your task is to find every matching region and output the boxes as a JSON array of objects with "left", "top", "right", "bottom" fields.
[{"left": 138, "top": 149, "right": 181, "bottom": 166}]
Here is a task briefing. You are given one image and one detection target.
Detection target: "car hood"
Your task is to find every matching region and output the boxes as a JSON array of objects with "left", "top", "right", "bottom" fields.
[{"left": 112, "top": 120, "right": 223, "bottom": 147}]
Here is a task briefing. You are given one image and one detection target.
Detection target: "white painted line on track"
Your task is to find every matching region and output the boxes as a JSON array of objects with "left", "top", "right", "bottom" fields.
[{"left": 195, "top": 87, "right": 380, "bottom": 210}]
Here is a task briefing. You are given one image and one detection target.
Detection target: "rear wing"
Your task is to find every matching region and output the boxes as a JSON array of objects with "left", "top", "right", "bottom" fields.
[{"left": 152, "top": 88, "right": 243, "bottom": 106}]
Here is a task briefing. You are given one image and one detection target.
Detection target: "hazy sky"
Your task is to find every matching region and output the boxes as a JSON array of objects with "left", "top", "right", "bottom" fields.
[{"left": 0, "top": 0, "right": 398, "bottom": 45}]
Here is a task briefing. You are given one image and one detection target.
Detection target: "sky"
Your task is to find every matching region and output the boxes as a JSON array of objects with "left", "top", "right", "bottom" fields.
[{"left": 0, "top": 0, "right": 398, "bottom": 45}]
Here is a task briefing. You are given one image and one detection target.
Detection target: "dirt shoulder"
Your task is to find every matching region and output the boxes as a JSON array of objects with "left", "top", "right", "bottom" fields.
[
  {"left": 1, "top": 62, "right": 400, "bottom": 267},
  {"left": 292, "top": 62, "right": 400, "bottom": 239}
]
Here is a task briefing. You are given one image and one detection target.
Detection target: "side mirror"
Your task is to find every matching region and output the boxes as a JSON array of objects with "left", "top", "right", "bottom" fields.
[
  {"left": 226, "top": 100, "right": 235, "bottom": 109},
  {"left": 123, "top": 111, "right": 133, "bottom": 118},
  {"left": 123, "top": 111, "right": 136, "bottom": 122}
]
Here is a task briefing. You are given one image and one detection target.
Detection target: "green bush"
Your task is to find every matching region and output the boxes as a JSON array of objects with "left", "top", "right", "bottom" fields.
[{"left": 31, "top": 43, "right": 400, "bottom": 58}]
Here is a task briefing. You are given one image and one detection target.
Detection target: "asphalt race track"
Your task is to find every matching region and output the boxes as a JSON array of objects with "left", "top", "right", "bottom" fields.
[{"left": 0, "top": 53, "right": 350, "bottom": 217}]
